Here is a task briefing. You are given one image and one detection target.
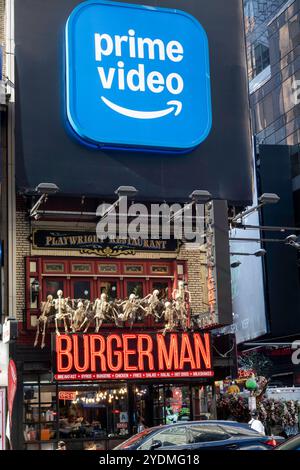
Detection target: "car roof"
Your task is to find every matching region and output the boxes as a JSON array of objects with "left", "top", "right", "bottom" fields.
[{"left": 146, "top": 420, "right": 250, "bottom": 431}]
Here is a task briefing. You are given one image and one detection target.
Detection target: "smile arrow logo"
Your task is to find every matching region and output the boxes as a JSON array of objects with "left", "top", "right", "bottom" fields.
[{"left": 101, "top": 96, "right": 182, "bottom": 119}]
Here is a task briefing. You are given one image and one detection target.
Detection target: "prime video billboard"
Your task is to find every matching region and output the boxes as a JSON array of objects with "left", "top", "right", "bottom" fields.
[
  {"left": 66, "top": 1, "right": 212, "bottom": 152},
  {"left": 15, "top": 0, "right": 252, "bottom": 203}
]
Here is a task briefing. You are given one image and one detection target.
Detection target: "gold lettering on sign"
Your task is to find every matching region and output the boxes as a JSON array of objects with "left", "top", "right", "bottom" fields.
[
  {"left": 98, "top": 264, "right": 118, "bottom": 273},
  {"left": 45, "top": 264, "right": 64, "bottom": 273},
  {"left": 72, "top": 264, "right": 92, "bottom": 273},
  {"left": 151, "top": 265, "right": 168, "bottom": 274},
  {"left": 124, "top": 265, "right": 143, "bottom": 274}
]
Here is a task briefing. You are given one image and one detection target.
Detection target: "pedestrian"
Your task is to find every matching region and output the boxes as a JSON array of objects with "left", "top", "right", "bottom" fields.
[
  {"left": 248, "top": 411, "right": 265, "bottom": 435},
  {"left": 56, "top": 440, "right": 67, "bottom": 450},
  {"left": 137, "top": 416, "right": 146, "bottom": 433}
]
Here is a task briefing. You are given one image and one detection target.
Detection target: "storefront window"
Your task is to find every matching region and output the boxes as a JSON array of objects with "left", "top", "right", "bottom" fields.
[
  {"left": 23, "top": 381, "right": 57, "bottom": 447},
  {"left": 152, "top": 281, "right": 169, "bottom": 300},
  {"left": 72, "top": 280, "right": 91, "bottom": 300},
  {"left": 58, "top": 384, "right": 129, "bottom": 444},
  {"left": 23, "top": 378, "right": 131, "bottom": 450},
  {"left": 44, "top": 279, "right": 64, "bottom": 298},
  {"left": 126, "top": 281, "right": 144, "bottom": 298},
  {"left": 23, "top": 378, "right": 211, "bottom": 449},
  {"left": 99, "top": 281, "right": 118, "bottom": 301}
]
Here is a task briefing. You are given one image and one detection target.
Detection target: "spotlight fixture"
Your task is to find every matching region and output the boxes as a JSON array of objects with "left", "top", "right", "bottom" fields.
[
  {"left": 168, "top": 189, "right": 211, "bottom": 223},
  {"left": 29, "top": 182, "right": 60, "bottom": 218},
  {"left": 232, "top": 192, "right": 280, "bottom": 223},
  {"left": 189, "top": 190, "right": 212, "bottom": 204},
  {"left": 231, "top": 261, "right": 242, "bottom": 269},
  {"left": 285, "top": 234, "right": 300, "bottom": 249},
  {"left": 115, "top": 186, "right": 138, "bottom": 199}
]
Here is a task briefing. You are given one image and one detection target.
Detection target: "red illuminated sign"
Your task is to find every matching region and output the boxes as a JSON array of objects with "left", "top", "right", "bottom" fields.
[
  {"left": 53, "top": 333, "right": 213, "bottom": 381},
  {"left": 58, "top": 391, "right": 77, "bottom": 401}
]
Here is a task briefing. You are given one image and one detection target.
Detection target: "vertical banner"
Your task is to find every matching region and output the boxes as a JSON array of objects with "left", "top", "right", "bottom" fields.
[
  {"left": 7, "top": 360, "right": 17, "bottom": 430},
  {"left": 0, "top": 389, "right": 5, "bottom": 450}
]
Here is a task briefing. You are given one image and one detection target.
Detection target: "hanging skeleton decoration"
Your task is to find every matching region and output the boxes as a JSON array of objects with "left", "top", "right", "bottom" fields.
[
  {"left": 114, "top": 294, "right": 145, "bottom": 329},
  {"left": 54, "top": 290, "right": 72, "bottom": 336},
  {"left": 34, "top": 282, "right": 193, "bottom": 347},
  {"left": 162, "top": 301, "right": 176, "bottom": 336},
  {"left": 93, "top": 293, "right": 113, "bottom": 332},
  {"left": 34, "top": 295, "right": 54, "bottom": 349},
  {"left": 172, "top": 280, "right": 191, "bottom": 331},
  {"left": 79, "top": 300, "right": 95, "bottom": 333},
  {"left": 71, "top": 301, "right": 85, "bottom": 333},
  {"left": 142, "top": 290, "right": 164, "bottom": 321}
]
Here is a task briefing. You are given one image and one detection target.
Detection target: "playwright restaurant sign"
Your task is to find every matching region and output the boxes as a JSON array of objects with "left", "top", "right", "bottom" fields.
[{"left": 66, "top": 0, "right": 212, "bottom": 152}]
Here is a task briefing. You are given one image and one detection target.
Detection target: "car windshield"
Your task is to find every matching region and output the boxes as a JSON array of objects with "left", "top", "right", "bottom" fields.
[{"left": 114, "top": 428, "right": 157, "bottom": 449}]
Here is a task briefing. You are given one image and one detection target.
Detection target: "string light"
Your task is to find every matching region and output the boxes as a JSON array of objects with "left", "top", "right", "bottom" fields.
[{"left": 71, "top": 387, "right": 129, "bottom": 405}]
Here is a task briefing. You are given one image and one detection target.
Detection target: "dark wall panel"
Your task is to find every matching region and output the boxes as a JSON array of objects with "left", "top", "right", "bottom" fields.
[
  {"left": 15, "top": 0, "right": 252, "bottom": 203},
  {"left": 260, "top": 144, "right": 300, "bottom": 337}
]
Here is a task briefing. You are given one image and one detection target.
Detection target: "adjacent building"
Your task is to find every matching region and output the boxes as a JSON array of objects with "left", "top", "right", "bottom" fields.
[{"left": 243, "top": 0, "right": 300, "bottom": 385}]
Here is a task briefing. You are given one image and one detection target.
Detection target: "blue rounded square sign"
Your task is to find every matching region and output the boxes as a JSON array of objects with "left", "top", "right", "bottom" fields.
[{"left": 66, "top": 0, "right": 212, "bottom": 152}]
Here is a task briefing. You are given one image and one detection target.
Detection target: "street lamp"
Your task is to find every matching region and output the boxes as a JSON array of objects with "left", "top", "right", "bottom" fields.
[
  {"left": 230, "top": 249, "right": 266, "bottom": 268},
  {"left": 230, "top": 249, "right": 266, "bottom": 257},
  {"left": 231, "top": 193, "right": 280, "bottom": 223},
  {"left": 29, "top": 182, "right": 60, "bottom": 219}
]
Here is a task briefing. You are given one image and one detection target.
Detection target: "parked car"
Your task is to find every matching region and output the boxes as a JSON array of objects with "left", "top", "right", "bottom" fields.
[
  {"left": 114, "top": 421, "right": 285, "bottom": 450},
  {"left": 275, "top": 434, "right": 300, "bottom": 450}
]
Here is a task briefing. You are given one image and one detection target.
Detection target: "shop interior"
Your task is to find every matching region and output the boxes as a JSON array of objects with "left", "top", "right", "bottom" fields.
[{"left": 23, "top": 375, "right": 214, "bottom": 450}]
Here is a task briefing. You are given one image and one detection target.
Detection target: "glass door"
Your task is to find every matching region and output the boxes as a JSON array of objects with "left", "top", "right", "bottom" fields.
[{"left": 152, "top": 385, "right": 192, "bottom": 426}]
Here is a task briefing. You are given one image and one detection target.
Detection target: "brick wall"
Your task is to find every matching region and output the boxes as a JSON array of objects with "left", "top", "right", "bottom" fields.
[
  {"left": 0, "top": 0, "right": 6, "bottom": 77},
  {"left": 16, "top": 202, "right": 31, "bottom": 321},
  {"left": 178, "top": 244, "right": 208, "bottom": 315}
]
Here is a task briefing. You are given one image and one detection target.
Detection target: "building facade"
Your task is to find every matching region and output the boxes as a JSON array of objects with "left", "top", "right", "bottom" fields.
[
  {"left": 243, "top": 0, "right": 300, "bottom": 385},
  {"left": 11, "top": 195, "right": 236, "bottom": 450},
  {"left": 245, "top": 0, "right": 300, "bottom": 147},
  {"left": 1, "top": 0, "right": 253, "bottom": 450}
]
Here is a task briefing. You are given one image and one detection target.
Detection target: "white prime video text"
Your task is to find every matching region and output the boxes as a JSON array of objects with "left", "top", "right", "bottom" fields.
[{"left": 95, "top": 30, "right": 184, "bottom": 95}]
